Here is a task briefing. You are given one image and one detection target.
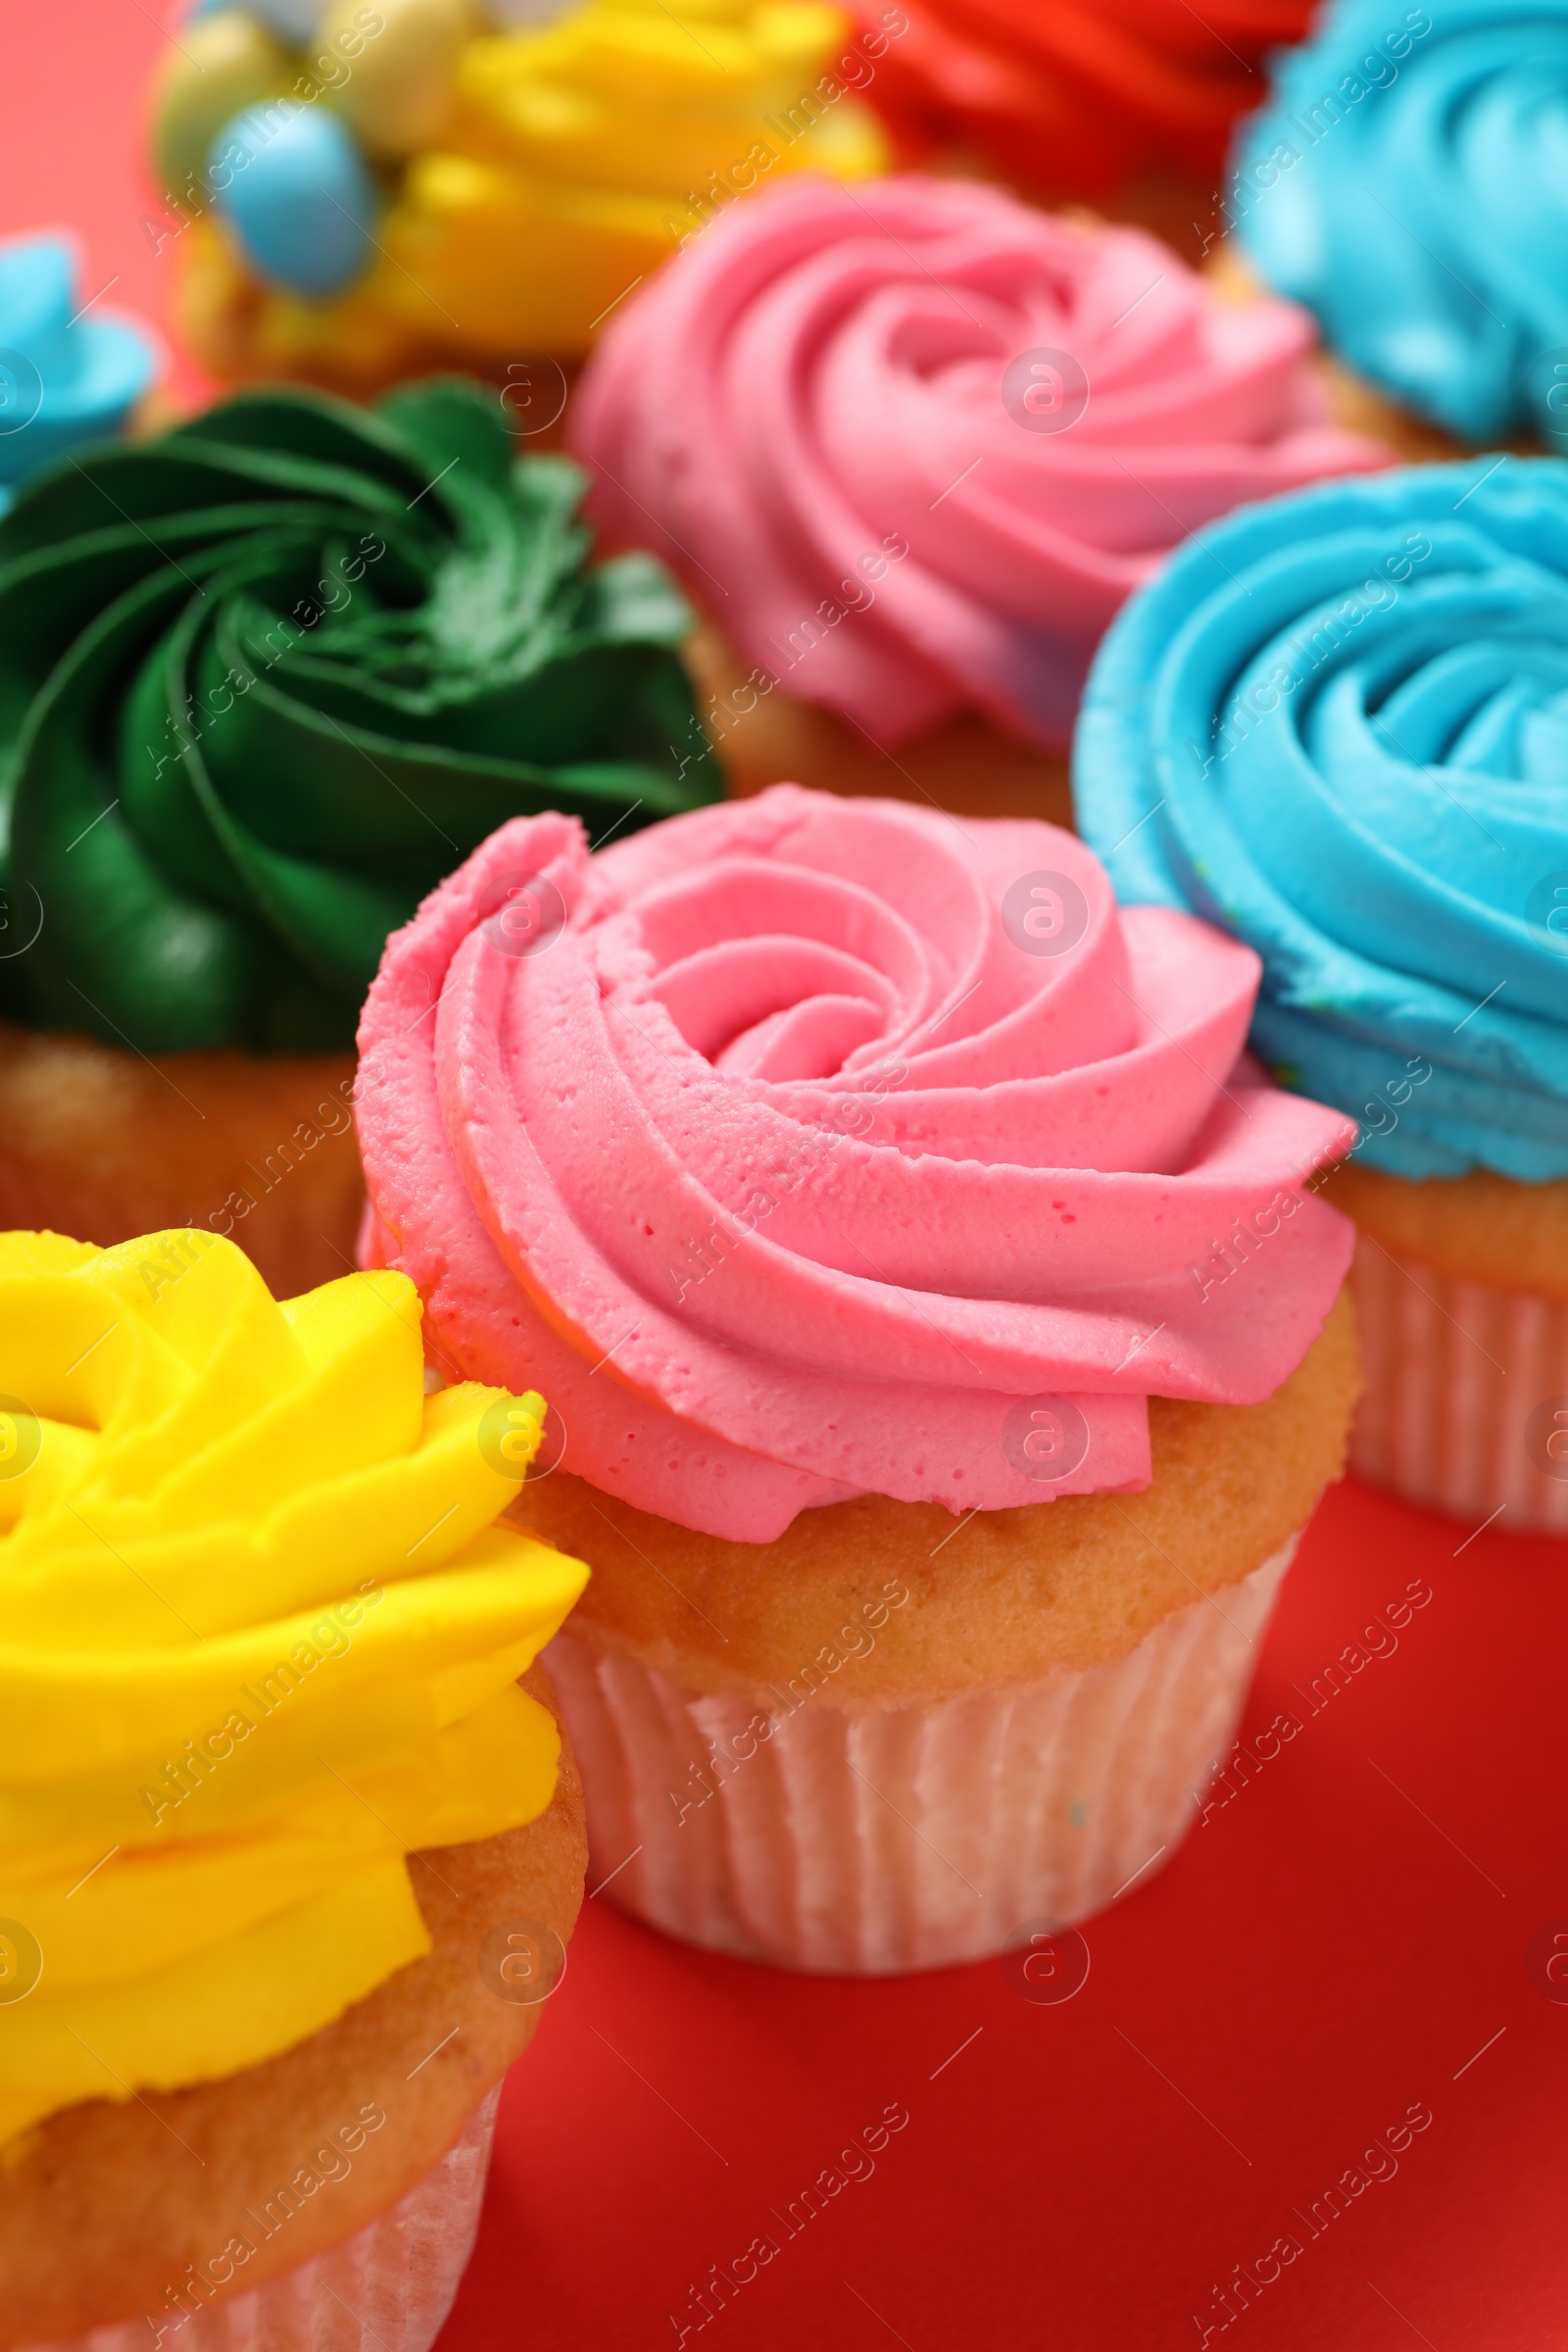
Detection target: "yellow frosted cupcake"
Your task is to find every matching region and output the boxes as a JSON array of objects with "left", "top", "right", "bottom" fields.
[
  {"left": 156, "top": 0, "right": 891, "bottom": 397},
  {"left": 0, "top": 1227, "right": 587, "bottom": 2350}
]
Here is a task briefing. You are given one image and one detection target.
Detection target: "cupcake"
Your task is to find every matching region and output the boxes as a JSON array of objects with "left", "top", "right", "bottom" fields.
[
  {"left": 1229, "top": 0, "right": 1568, "bottom": 451},
  {"left": 1075, "top": 459, "right": 1568, "bottom": 1534},
  {"left": 355, "top": 784, "right": 1360, "bottom": 1971},
  {"left": 0, "top": 233, "right": 161, "bottom": 512},
  {"left": 156, "top": 0, "right": 890, "bottom": 399},
  {"left": 0, "top": 1225, "right": 588, "bottom": 2348},
  {"left": 0, "top": 375, "right": 717, "bottom": 1296},
  {"left": 570, "top": 173, "right": 1392, "bottom": 823},
  {"left": 852, "top": 0, "right": 1314, "bottom": 256}
]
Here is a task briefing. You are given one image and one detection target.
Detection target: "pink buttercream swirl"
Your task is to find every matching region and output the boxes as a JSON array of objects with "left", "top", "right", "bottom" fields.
[
  {"left": 571, "top": 173, "right": 1391, "bottom": 750},
  {"left": 356, "top": 788, "right": 1355, "bottom": 1544}
]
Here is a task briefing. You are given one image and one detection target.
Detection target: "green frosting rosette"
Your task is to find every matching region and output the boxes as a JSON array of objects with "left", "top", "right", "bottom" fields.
[{"left": 0, "top": 377, "right": 718, "bottom": 1054}]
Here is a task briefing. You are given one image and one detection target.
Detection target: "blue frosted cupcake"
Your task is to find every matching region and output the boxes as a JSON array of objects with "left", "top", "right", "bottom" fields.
[
  {"left": 1229, "top": 0, "right": 1568, "bottom": 452},
  {"left": 1074, "top": 457, "right": 1568, "bottom": 1532}
]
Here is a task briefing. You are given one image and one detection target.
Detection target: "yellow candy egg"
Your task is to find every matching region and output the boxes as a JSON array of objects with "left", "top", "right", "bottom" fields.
[
  {"left": 323, "top": 0, "right": 478, "bottom": 157},
  {"left": 150, "top": 10, "right": 291, "bottom": 202}
]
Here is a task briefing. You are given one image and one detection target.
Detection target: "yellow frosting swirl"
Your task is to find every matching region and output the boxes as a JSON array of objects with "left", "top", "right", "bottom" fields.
[
  {"left": 0, "top": 1228, "right": 587, "bottom": 2145},
  {"left": 181, "top": 0, "right": 890, "bottom": 384}
]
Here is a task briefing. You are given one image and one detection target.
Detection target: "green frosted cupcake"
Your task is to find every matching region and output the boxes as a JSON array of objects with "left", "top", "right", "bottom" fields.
[{"left": 0, "top": 376, "right": 718, "bottom": 1293}]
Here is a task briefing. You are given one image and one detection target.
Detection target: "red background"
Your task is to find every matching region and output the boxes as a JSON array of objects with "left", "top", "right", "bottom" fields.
[{"left": 5, "top": 13, "right": 1565, "bottom": 2344}]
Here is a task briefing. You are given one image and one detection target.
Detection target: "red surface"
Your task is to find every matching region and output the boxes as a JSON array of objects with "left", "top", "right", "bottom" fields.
[
  {"left": 7, "top": 19, "right": 1566, "bottom": 2349},
  {"left": 0, "top": 3, "right": 215, "bottom": 415},
  {"left": 456, "top": 1477, "right": 1567, "bottom": 2352}
]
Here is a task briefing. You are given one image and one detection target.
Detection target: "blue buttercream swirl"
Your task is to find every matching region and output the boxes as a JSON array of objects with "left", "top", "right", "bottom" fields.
[
  {"left": 0, "top": 233, "right": 158, "bottom": 508},
  {"left": 1074, "top": 459, "right": 1568, "bottom": 1183},
  {"left": 1231, "top": 0, "right": 1568, "bottom": 445}
]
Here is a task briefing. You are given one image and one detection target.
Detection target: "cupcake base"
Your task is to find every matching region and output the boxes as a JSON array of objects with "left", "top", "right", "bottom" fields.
[
  {"left": 1096, "top": 170, "right": 1234, "bottom": 269},
  {"left": 1322, "top": 1162, "right": 1568, "bottom": 1532},
  {"left": 0, "top": 1668, "right": 584, "bottom": 2350},
  {"left": 22, "top": 2086, "right": 501, "bottom": 2352},
  {"left": 0, "top": 1018, "right": 363, "bottom": 1300},
  {"left": 547, "top": 1539, "right": 1294, "bottom": 1973},
  {"left": 511, "top": 1295, "right": 1357, "bottom": 1974},
  {"left": 1349, "top": 1237, "right": 1568, "bottom": 1534},
  {"left": 684, "top": 623, "right": 1075, "bottom": 826}
]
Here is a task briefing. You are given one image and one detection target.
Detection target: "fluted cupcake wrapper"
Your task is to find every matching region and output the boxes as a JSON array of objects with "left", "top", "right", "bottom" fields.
[
  {"left": 25, "top": 2087, "right": 499, "bottom": 2352},
  {"left": 546, "top": 1542, "right": 1297, "bottom": 1975},
  {"left": 1349, "top": 1238, "right": 1568, "bottom": 1536}
]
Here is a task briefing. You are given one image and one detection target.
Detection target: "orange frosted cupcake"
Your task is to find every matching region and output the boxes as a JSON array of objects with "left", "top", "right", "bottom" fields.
[
  {"left": 0, "top": 1227, "right": 588, "bottom": 2347},
  {"left": 356, "top": 784, "right": 1360, "bottom": 1971},
  {"left": 847, "top": 0, "right": 1317, "bottom": 259}
]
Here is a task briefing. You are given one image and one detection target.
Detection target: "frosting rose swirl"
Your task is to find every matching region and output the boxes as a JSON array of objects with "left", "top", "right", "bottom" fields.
[
  {"left": 1233, "top": 0, "right": 1568, "bottom": 443},
  {"left": 357, "top": 785, "right": 1354, "bottom": 1544},
  {"left": 572, "top": 174, "right": 1390, "bottom": 750},
  {"left": 0, "top": 378, "right": 717, "bottom": 1056},
  {"left": 854, "top": 0, "right": 1314, "bottom": 199},
  {"left": 0, "top": 1227, "right": 586, "bottom": 2140},
  {"left": 1075, "top": 460, "right": 1568, "bottom": 1182}
]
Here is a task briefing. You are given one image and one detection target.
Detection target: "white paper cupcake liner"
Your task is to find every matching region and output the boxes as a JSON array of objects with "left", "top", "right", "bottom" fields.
[
  {"left": 24, "top": 2084, "right": 500, "bottom": 2352},
  {"left": 1349, "top": 1235, "right": 1568, "bottom": 1535},
  {"left": 545, "top": 1540, "right": 1297, "bottom": 1974}
]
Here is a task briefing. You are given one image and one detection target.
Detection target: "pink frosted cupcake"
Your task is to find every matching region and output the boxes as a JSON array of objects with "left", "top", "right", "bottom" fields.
[
  {"left": 356, "top": 786, "right": 1361, "bottom": 1973},
  {"left": 569, "top": 172, "right": 1392, "bottom": 814}
]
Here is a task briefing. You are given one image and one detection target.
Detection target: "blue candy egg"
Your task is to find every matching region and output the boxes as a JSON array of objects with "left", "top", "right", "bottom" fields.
[{"left": 209, "top": 101, "right": 378, "bottom": 299}]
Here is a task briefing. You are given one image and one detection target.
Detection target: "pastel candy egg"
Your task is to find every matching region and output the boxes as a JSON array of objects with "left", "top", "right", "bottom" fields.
[
  {"left": 320, "top": 0, "right": 475, "bottom": 158},
  {"left": 151, "top": 10, "right": 289, "bottom": 202},
  {"left": 209, "top": 102, "right": 378, "bottom": 297},
  {"left": 190, "top": 0, "right": 323, "bottom": 38}
]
